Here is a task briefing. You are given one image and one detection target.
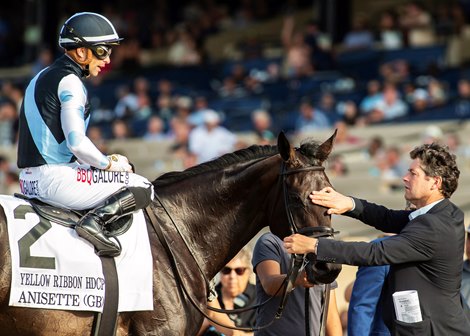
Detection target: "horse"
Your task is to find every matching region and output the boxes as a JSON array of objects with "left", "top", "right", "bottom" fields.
[{"left": 0, "top": 131, "right": 342, "bottom": 335}]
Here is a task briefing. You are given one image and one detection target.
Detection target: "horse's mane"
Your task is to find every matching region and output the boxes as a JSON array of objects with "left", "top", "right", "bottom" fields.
[{"left": 154, "top": 144, "right": 278, "bottom": 186}]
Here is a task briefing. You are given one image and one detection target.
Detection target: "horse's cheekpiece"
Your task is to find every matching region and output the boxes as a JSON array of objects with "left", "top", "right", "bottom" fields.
[{"left": 13, "top": 193, "right": 132, "bottom": 236}]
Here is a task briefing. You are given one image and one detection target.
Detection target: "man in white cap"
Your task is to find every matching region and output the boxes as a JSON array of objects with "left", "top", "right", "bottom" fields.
[{"left": 188, "top": 109, "right": 238, "bottom": 163}]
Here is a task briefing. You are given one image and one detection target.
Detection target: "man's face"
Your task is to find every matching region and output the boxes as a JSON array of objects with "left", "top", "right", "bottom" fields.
[
  {"left": 87, "top": 48, "right": 111, "bottom": 77},
  {"left": 403, "top": 158, "right": 439, "bottom": 208}
]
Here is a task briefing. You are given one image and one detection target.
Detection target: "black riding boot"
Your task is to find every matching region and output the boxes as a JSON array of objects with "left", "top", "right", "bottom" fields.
[{"left": 75, "top": 187, "right": 137, "bottom": 257}]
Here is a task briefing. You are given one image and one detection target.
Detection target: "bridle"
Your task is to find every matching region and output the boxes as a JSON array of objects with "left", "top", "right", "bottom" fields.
[
  {"left": 146, "top": 158, "right": 339, "bottom": 334},
  {"left": 277, "top": 161, "right": 339, "bottom": 336}
]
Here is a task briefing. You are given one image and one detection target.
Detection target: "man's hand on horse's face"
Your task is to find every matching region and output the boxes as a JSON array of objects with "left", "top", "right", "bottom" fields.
[{"left": 284, "top": 234, "right": 317, "bottom": 255}]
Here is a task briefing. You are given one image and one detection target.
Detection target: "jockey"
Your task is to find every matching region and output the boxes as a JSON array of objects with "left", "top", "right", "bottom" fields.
[{"left": 17, "top": 12, "right": 154, "bottom": 257}]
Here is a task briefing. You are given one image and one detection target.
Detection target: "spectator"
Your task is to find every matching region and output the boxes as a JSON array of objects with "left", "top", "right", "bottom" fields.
[
  {"left": 359, "top": 80, "right": 382, "bottom": 116},
  {"left": 251, "top": 109, "right": 275, "bottom": 145},
  {"left": 280, "top": 15, "right": 314, "bottom": 78},
  {"left": 188, "top": 109, "right": 238, "bottom": 163},
  {"left": 295, "top": 99, "right": 331, "bottom": 134},
  {"left": 462, "top": 226, "right": 470, "bottom": 308},
  {"left": 376, "top": 10, "right": 403, "bottom": 50},
  {"left": 0, "top": 100, "right": 17, "bottom": 146},
  {"left": 303, "top": 19, "right": 333, "bottom": 71},
  {"left": 365, "top": 83, "right": 408, "bottom": 124},
  {"left": 348, "top": 237, "right": 391, "bottom": 336},
  {"left": 188, "top": 95, "right": 210, "bottom": 127},
  {"left": 200, "top": 247, "right": 256, "bottom": 335},
  {"left": 31, "top": 46, "right": 54, "bottom": 76},
  {"left": 143, "top": 116, "right": 168, "bottom": 142},
  {"left": 337, "top": 100, "right": 360, "bottom": 126},
  {"left": 114, "top": 84, "right": 139, "bottom": 121},
  {"left": 286, "top": 142, "right": 469, "bottom": 335},
  {"left": 398, "top": 1, "right": 435, "bottom": 47},
  {"left": 317, "top": 92, "right": 340, "bottom": 125},
  {"left": 111, "top": 119, "right": 133, "bottom": 140},
  {"left": 252, "top": 232, "right": 342, "bottom": 336},
  {"left": 454, "top": 78, "right": 470, "bottom": 118},
  {"left": 87, "top": 125, "right": 109, "bottom": 154},
  {"left": 327, "top": 154, "right": 349, "bottom": 177},
  {"left": 174, "top": 96, "right": 193, "bottom": 121},
  {"left": 168, "top": 27, "right": 202, "bottom": 66},
  {"left": 342, "top": 15, "right": 375, "bottom": 50}
]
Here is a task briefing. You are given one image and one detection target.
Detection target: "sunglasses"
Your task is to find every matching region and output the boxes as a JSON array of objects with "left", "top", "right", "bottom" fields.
[
  {"left": 221, "top": 267, "right": 247, "bottom": 276},
  {"left": 64, "top": 24, "right": 113, "bottom": 60}
]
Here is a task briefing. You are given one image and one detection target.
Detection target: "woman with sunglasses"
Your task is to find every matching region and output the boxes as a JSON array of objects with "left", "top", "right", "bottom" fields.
[
  {"left": 17, "top": 12, "right": 153, "bottom": 257},
  {"left": 200, "top": 247, "right": 256, "bottom": 335}
]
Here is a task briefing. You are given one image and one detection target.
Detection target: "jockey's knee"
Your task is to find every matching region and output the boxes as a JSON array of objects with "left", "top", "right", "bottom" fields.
[{"left": 128, "top": 185, "right": 153, "bottom": 209}]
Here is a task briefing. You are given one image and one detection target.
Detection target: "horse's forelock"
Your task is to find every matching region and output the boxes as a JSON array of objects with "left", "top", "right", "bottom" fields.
[{"left": 298, "top": 140, "right": 325, "bottom": 165}]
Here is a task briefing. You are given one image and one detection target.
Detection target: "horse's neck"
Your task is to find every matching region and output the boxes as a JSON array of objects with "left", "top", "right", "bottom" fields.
[{"left": 158, "top": 155, "right": 281, "bottom": 279}]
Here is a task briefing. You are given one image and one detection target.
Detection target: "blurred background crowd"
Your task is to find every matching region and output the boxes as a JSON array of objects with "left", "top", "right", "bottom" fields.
[{"left": 2, "top": 0, "right": 470, "bottom": 333}]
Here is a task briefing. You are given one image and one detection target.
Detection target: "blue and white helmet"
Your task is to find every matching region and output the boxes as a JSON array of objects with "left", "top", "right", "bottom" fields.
[{"left": 58, "top": 12, "right": 122, "bottom": 50}]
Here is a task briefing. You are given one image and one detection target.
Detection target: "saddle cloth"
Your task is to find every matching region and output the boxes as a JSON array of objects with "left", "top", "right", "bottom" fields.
[{"left": 0, "top": 195, "right": 153, "bottom": 313}]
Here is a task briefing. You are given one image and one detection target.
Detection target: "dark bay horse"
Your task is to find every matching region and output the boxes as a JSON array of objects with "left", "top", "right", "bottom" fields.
[{"left": 0, "top": 131, "right": 342, "bottom": 335}]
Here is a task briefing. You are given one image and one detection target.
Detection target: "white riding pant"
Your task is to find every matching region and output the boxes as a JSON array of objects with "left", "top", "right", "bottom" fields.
[{"left": 19, "top": 162, "right": 154, "bottom": 210}]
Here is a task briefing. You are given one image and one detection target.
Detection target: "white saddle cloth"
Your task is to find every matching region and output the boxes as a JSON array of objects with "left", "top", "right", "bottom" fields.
[{"left": 1, "top": 195, "right": 153, "bottom": 313}]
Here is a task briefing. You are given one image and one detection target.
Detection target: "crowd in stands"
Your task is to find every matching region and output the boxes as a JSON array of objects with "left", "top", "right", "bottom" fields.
[{"left": 1, "top": 1, "right": 470, "bottom": 194}]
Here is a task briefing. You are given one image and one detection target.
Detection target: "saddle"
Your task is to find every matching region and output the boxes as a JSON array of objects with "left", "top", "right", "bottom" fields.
[{"left": 13, "top": 193, "right": 132, "bottom": 236}]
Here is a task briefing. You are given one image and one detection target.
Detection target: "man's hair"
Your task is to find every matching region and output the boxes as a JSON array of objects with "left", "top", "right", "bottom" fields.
[{"left": 410, "top": 143, "right": 460, "bottom": 198}]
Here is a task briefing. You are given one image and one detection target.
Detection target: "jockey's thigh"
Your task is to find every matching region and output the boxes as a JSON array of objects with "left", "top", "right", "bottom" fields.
[{"left": 19, "top": 162, "right": 153, "bottom": 210}]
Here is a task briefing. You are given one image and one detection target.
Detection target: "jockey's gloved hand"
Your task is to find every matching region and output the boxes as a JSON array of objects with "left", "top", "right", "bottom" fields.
[{"left": 105, "top": 154, "right": 133, "bottom": 172}]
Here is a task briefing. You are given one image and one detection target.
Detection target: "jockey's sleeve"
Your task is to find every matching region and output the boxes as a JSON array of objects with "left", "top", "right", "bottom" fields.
[{"left": 59, "top": 74, "right": 109, "bottom": 169}]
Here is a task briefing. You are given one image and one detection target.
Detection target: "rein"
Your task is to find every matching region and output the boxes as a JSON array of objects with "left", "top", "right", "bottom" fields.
[{"left": 147, "top": 159, "right": 338, "bottom": 334}]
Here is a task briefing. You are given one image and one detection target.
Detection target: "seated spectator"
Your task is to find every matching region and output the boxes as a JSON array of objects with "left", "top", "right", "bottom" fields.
[
  {"left": 188, "top": 95, "right": 210, "bottom": 127},
  {"left": 167, "top": 27, "right": 202, "bottom": 66},
  {"left": 359, "top": 80, "right": 383, "bottom": 116},
  {"left": 427, "top": 78, "right": 447, "bottom": 107},
  {"left": 317, "top": 92, "right": 341, "bottom": 124},
  {"left": 295, "top": 99, "right": 331, "bottom": 133},
  {"left": 342, "top": 15, "right": 374, "bottom": 50},
  {"left": 379, "top": 59, "right": 410, "bottom": 84},
  {"left": 327, "top": 154, "right": 349, "bottom": 177},
  {"left": 111, "top": 119, "right": 133, "bottom": 140},
  {"left": 188, "top": 110, "right": 238, "bottom": 163},
  {"left": 114, "top": 85, "right": 139, "bottom": 121},
  {"left": 376, "top": 145, "right": 408, "bottom": 192},
  {"left": 87, "top": 125, "right": 109, "bottom": 154},
  {"left": 454, "top": 78, "right": 470, "bottom": 118},
  {"left": 251, "top": 109, "right": 275, "bottom": 145},
  {"left": 199, "top": 247, "right": 256, "bottom": 335},
  {"left": 337, "top": 100, "right": 360, "bottom": 126},
  {"left": 0, "top": 100, "right": 18, "bottom": 146},
  {"left": 364, "top": 83, "right": 408, "bottom": 124},
  {"left": 143, "top": 116, "right": 168, "bottom": 142},
  {"left": 398, "top": 1, "right": 435, "bottom": 47},
  {"left": 376, "top": 10, "right": 403, "bottom": 50},
  {"left": 410, "top": 88, "right": 430, "bottom": 113}
]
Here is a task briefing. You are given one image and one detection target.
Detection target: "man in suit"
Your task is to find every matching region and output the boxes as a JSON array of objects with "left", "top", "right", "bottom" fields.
[{"left": 283, "top": 143, "right": 470, "bottom": 335}]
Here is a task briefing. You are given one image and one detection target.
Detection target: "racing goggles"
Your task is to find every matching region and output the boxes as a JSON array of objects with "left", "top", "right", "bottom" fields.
[{"left": 64, "top": 24, "right": 113, "bottom": 60}]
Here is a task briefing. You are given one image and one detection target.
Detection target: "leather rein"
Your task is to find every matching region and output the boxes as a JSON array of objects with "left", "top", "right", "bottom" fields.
[{"left": 145, "top": 160, "right": 338, "bottom": 333}]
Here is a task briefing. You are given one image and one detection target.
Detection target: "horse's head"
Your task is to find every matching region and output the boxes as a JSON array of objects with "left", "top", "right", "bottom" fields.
[{"left": 270, "top": 130, "right": 342, "bottom": 284}]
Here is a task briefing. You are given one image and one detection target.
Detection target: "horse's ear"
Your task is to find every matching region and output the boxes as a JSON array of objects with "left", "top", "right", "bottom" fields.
[
  {"left": 278, "top": 131, "right": 293, "bottom": 162},
  {"left": 318, "top": 129, "right": 337, "bottom": 160}
]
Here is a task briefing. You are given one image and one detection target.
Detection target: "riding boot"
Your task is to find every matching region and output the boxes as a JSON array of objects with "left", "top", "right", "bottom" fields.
[{"left": 75, "top": 187, "right": 137, "bottom": 257}]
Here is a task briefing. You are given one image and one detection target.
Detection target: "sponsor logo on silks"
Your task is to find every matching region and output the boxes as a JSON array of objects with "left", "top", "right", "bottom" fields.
[
  {"left": 76, "top": 168, "right": 129, "bottom": 185},
  {"left": 24, "top": 168, "right": 33, "bottom": 175},
  {"left": 20, "top": 179, "right": 39, "bottom": 196}
]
